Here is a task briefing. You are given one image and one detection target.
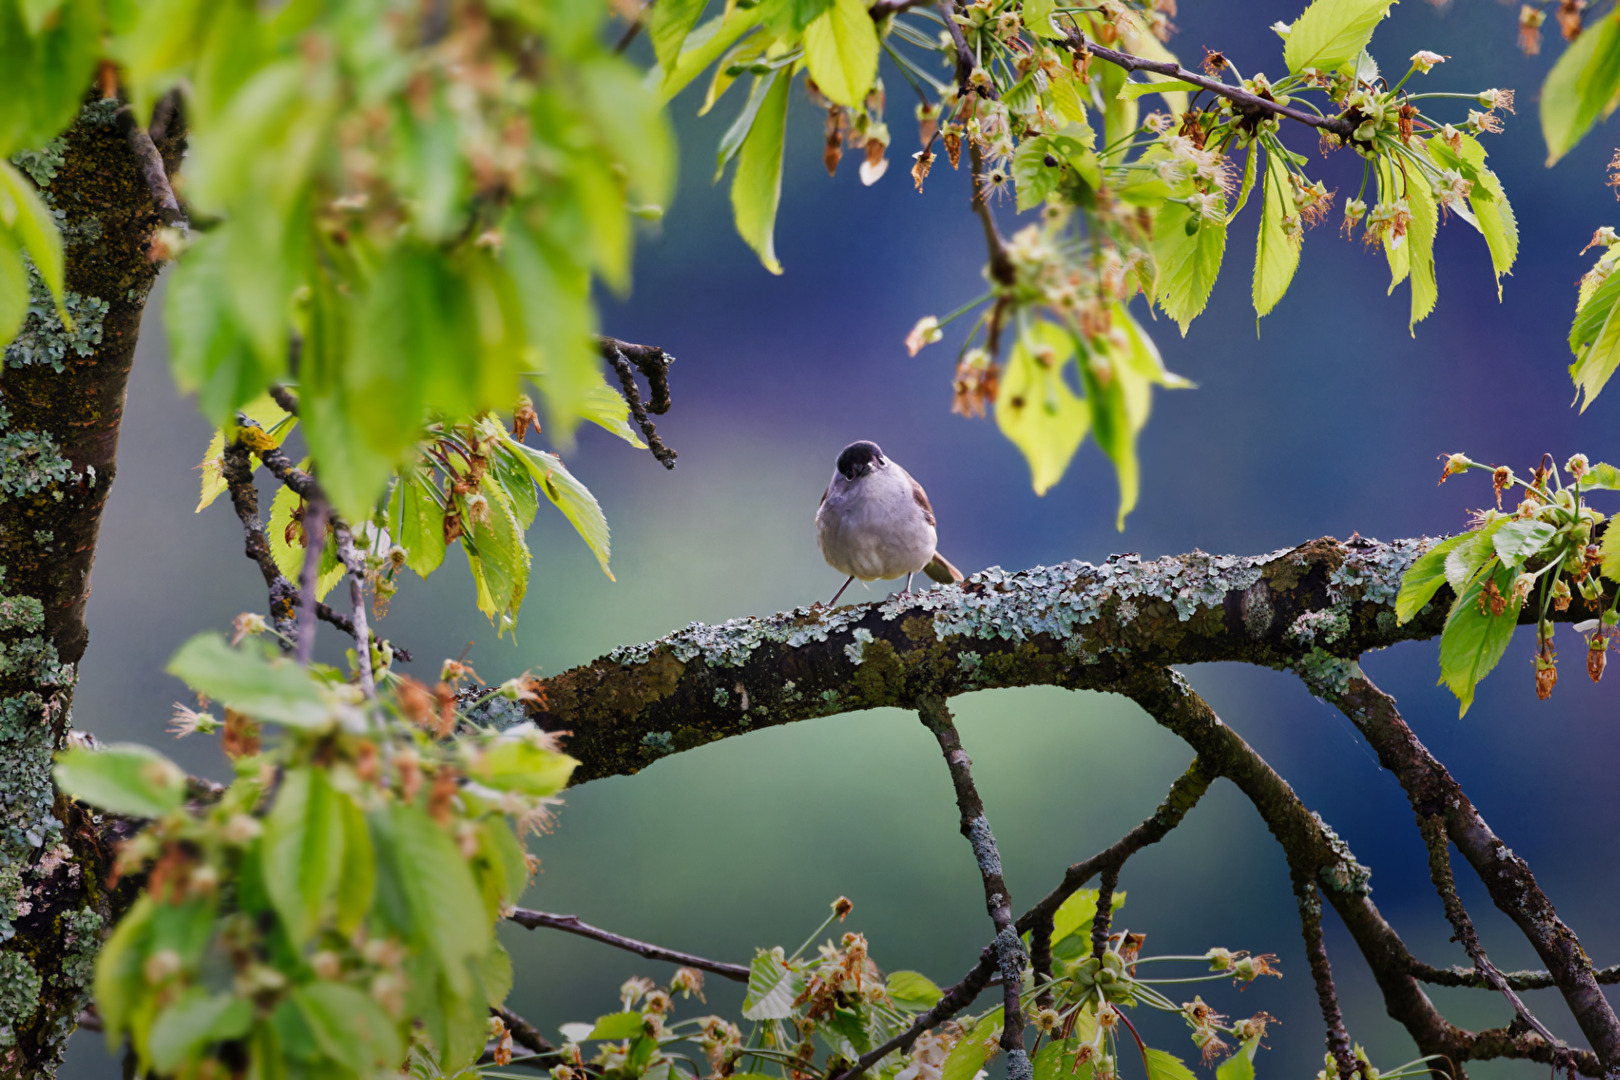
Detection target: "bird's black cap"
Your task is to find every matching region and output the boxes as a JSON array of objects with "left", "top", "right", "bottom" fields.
[{"left": 836, "top": 440, "right": 885, "bottom": 479}]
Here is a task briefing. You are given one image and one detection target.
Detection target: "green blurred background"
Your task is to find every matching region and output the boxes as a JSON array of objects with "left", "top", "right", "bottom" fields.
[{"left": 61, "top": 1, "right": 1620, "bottom": 1075}]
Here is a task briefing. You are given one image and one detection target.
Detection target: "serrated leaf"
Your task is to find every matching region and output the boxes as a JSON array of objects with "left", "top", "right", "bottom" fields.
[
  {"left": 1152, "top": 200, "right": 1226, "bottom": 334},
  {"left": 373, "top": 804, "right": 492, "bottom": 994},
  {"left": 1022, "top": 0, "right": 1062, "bottom": 39},
  {"left": 1035, "top": 1040, "right": 1095, "bottom": 1080},
  {"left": 1570, "top": 262, "right": 1620, "bottom": 408},
  {"left": 466, "top": 732, "right": 578, "bottom": 796},
  {"left": 1253, "top": 146, "right": 1301, "bottom": 318},
  {"left": 1143, "top": 1048, "right": 1198, "bottom": 1080},
  {"left": 648, "top": 0, "right": 709, "bottom": 72},
  {"left": 886, "top": 970, "right": 943, "bottom": 1009},
  {"left": 1444, "top": 518, "right": 1507, "bottom": 592},
  {"left": 394, "top": 469, "right": 447, "bottom": 579},
  {"left": 1541, "top": 12, "right": 1620, "bottom": 165},
  {"left": 1405, "top": 162, "right": 1439, "bottom": 332},
  {"left": 1216, "top": 1036, "right": 1261, "bottom": 1080},
  {"left": 195, "top": 394, "right": 295, "bottom": 512},
  {"left": 742, "top": 951, "right": 806, "bottom": 1020},
  {"left": 996, "top": 321, "right": 1088, "bottom": 496},
  {"left": 335, "top": 791, "right": 375, "bottom": 936},
  {"left": 1080, "top": 337, "right": 1138, "bottom": 530},
  {"left": 1453, "top": 135, "right": 1516, "bottom": 299},
  {"left": 504, "top": 434, "right": 614, "bottom": 578},
  {"left": 941, "top": 1010, "right": 1002, "bottom": 1080},
  {"left": 730, "top": 68, "right": 790, "bottom": 274},
  {"left": 659, "top": 6, "right": 765, "bottom": 101},
  {"left": 1117, "top": 78, "right": 1200, "bottom": 100},
  {"left": 1283, "top": 0, "right": 1395, "bottom": 76},
  {"left": 1438, "top": 559, "right": 1519, "bottom": 717},
  {"left": 1600, "top": 512, "right": 1620, "bottom": 581},
  {"left": 262, "top": 767, "right": 347, "bottom": 947},
  {"left": 462, "top": 472, "right": 531, "bottom": 630},
  {"left": 166, "top": 633, "right": 332, "bottom": 728},
  {"left": 1395, "top": 532, "right": 1471, "bottom": 624},
  {"left": 804, "top": 0, "right": 878, "bottom": 108},
  {"left": 292, "top": 982, "right": 403, "bottom": 1076},
  {"left": 266, "top": 482, "right": 306, "bottom": 584},
  {"left": 1584, "top": 461, "right": 1620, "bottom": 491},
  {"left": 54, "top": 744, "right": 186, "bottom": 819},
  {"left": 1492, "top": 520, "right": 1558, "bottom": 568}
]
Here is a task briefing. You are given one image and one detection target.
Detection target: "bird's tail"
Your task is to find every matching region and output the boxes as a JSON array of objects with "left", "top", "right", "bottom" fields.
[{"left": 924, "top": 552, "right": 964, "bottom": 585}]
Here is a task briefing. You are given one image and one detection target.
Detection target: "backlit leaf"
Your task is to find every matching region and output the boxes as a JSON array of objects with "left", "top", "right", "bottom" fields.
[
  {"left": 1152, "top": 200, "right": 1226, "bottom": 334},
  {"left": 54, "top": 744, "right": 186, "bottom": 820},
  {"left": 1438, "top": 559, "right": 1519, "bottom": 717},
  {"left": 166, "top": 633, "right": 332, "bottom": 729},
  {"left": 1253, "top": 145, "right": 1301, "bottom": 318},
  {"left": 742, "top": 950, "right": 805, "bottom": 1020},
  {"left": 730, "top": 67, "right": 791, "bottom": 274},
  {"left": 1283, "top": 0, "right": 1395, "bottom": 76},
  {"left": 1394, "top": 532, "right": 1470, "bottom": 624},
  {"left": 261, "top": 767, "right": 347, "bottom": 947},
  {"left": 996, "top": 321, "right": 1088, "bottom": 496},
  {"left": 1541, "top": 13, "right": 1620, "bottom": 165},
  {"left": 803, "top": 0, "right": 878, "bottom": 108}
]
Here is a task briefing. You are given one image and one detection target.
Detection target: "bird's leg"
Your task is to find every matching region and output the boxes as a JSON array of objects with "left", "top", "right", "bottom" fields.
[
  {"left": 828, "top": 576, "right": 855, "bottom": 607},
  {"left": 904, "top": 572, "right": 914, "bottom": 595}
]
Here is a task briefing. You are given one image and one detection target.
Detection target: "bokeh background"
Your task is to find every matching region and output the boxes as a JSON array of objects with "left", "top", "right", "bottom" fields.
[{"left": 60, "top": 2, "right": 1620, "bottom": 1076}]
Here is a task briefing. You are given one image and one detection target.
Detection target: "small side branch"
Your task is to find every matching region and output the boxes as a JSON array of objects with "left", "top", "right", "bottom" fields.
[
  {"left": 917, "top": 697, "right": 1032, "bottom": 1080},
  {"left": 1089, "top": 868, "right": 1117, "bottom": 961},
  {"left": 1418, "top": 816, "right": 1570, "bottom": 1064},
  {"left": 1068, "top": 35, "right": 1356, "bottom": 140},
  {"left": 1413, "top": 962, "right": 1620, "bottom": 991},
  {"left": 602, "top": 340, "right": 677, "bottom": 469},
  {"left": 1295, "top": 878, "right": 1359, "bottom": 1080},
  {"left": 507, "top": 908, "right": 749, "bottom": 982},
  {"left": 834, "top": 943, "right": 999, "bottom": 1080},
  {"left": 113, "top": 105, "right": 186, "bottom": 227},
  {"left": 492, "top": 1005, "right": 558, "bottom": 1058}
]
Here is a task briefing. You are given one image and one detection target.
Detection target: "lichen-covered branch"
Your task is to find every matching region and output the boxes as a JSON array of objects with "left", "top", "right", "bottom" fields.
[
  {"left": 529, "top": 536, "right": 1593, "bottom": 785},
  {"left": 602, "top": 341, "right": 677, "bottom": 470},
  {"left": 507, "top": 908, "right": 749, "bottom": 982},
  {"left": 916, "top": 697, "right": 1031, "bottom": 1080},
  {"left": 1327, "top": 675, "right": 1620, "bottom": 1075},
  {"left": 1412, "top": 962, "right": 1620, "bottom": 991},
  {"left": 1295, "top": 875, "right": 1359, "bottom": 1080},
  {"left": 0, "top": 97, "right": 175, "bottom": 1073}
]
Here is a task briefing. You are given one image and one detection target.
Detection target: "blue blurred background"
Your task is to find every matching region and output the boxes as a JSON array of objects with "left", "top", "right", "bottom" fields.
[{"left": 61, "top": 2, "right": 1620, "bottom": 1076}]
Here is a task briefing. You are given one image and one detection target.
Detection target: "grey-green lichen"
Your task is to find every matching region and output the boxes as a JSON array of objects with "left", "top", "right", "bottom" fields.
[
  {"left": 0, "top": 952, "right": 41, "bottom": 1048},
  {"left": 1314, "top": 813, "right": 1372, "bottom": 895},
  {"left": 8, "top": 141, "right": 64, "bottom": 188},
  {"left": 711, "top": 687, "right": 730, "bottom": 706},
  {"left": 4, "top": 267, "right": 109, "bottom": 373},
  {"left": 1293, "top": 648, "right": 1363, "bottom": 698},
  {"left": 1289, "top": 606, "right": 1349, "bottom": 646},
  {"left": 54, "top": 909, "right": 103, "bottom": 991},
  {"left": 640, "top": 731, "right": 674, "bottom": 757},
  {"left": 844, "top": 628, "right": 874, "bottom": 664}
]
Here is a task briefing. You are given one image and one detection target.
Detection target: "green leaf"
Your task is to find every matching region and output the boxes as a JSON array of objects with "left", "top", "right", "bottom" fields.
[
  {"left": 94, "top": 895, "right": 155, "bottom": 1041},
  {"left": 590, "top": 1011, "right": 646, "bottom": 1039},
  {"left": 504, "top": 434, "right": 614, "bottom": 578},
  {"left": 1541, "top": 12, "right": 1620, "bottom": 165},
  {"left": 1438, "top": 560, "right": 1519, "bottom": 717},
  {"left": 194, "top": 394, "right": 296, "bottom": 513},
  {"left": 292, "top": 982, "right": 404, "bottom": 1076},
  {"left": 1152, "top": 200, "right": 1226, "bottom": 334},
  {"left": 335, "top": 790, "right": 375, "bottom": 936},
  {"left": 376, "top": 804, "right": 493, "bottom": 993},
  {"left": 262, "top": 767, "right": 347, "bottom": 947},
  {"left": 1444, "top": 518, "right": 1507, "bottom": 592},
  {"left": 730, "top": 67, "right": 791, "bottom": 274},
  {"left": 1283, "top": 0, "right": 1395, "bottom": 76},
  {"left": 1050, "top": 887, "right": 1125, "bottom": 946},
  {"left": 1253, "top": 146, "right": 1301, "bottom": 318},
  {"left": 0, "top": 160, "right": 64, "bottom": 317},
  {"left": 1022, "top": 0, "right": 1062, "bottom": 39},
  {"left": 1394, "top": 532, "right": 1471, "bottom": 624},
  {"left": 804, "top": 0, "right": 878, "bottom": 107},
  {"left": 1117, "top": 78, "right": 1200, "bottom": 100},
  {"left": 1216, "top": 1037, "right": 1261, "bottom": 1080},
  {"left": 166, "top": 633, "right": 332, "bottom": 729},
  {"left": 658, "top": 6, "right": 765, "bottom": 101},
  {"left": 647, "top": 0, "right": 708, "bottom": 72},
  {"left": 941, "top": 1010, "right": 1002, "bottom": 1080},
  {"left": 996, "top": 321, "right": 1088, "bottom": 496},
  {"left": 149, "top": 990, "right": 253, "bottom": 1074},
  {"left": 54, "top": 743, "right": 185, "bottom": 820},
  {"left": 1570, "top": 262, "right": 1620, "bottom": 408},
  {"left": 0, "top": 229, "right": 30, "bottom": 348},
  {"left": 393, "top": 469, "right": 447, "bottom": 578},
  {"left": 461, "top": 471, "right": 532, "bottom": 630},
  {"left": 742, "top": 950, "right": 806, "bottom": 1020},
  {"left": 1035, "top": 1040, "right": 1095, "bottom": 1080},
  {"left": 1143, "top": 1048, "right": 1199, "bottom": 1080},
  {"left": 1453, "top": 135, "right": 1517, "bottom": 299},
  {"left": 1583, "top": 461, "right": 1620, "bottom": 491},
  {"left": 1492, "top": 520, "right": 1558, "bottom": 568},
  {"left": 1080, "top": 338, "right": 1138, "bottom": 530},
  {"left": 465, "top": 732, "right": 578, "bottom": 796},
  {"left": 1405, "top": 165, "right": 1439, "bottom": 332},
  {"left": 886, "top": 970, "right": 943, "bottom": 1009}
]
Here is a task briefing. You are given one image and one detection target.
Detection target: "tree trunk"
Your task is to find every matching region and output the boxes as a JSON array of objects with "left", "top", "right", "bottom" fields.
[{"left": 0, "top": 95, "right": 168, "bottom": 1076}]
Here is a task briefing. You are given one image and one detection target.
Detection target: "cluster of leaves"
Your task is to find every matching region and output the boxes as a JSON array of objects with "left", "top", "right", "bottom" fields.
[
  {"left": 52, "top": 632, "right": 577, "bottom": 1079},
  {"left": 3, "top": 0, "right": 673, "bottom": 522},
  {"left": 1397, "top": 452, "right": 1620, "bottom": 715},
  {"left": 199, "top": 398, "right": 617, "bottom": 632},
  {"left": 651, "top": 0, "right": 1518, "bottom": 520},
  {"left": 537, "top": 891, "right": 1345, "bottom": 1080}
]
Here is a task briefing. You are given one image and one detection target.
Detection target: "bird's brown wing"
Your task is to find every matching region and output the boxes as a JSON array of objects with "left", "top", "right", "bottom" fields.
[{"left": 910, "top": 476, "right": 937, "bottom": 527}]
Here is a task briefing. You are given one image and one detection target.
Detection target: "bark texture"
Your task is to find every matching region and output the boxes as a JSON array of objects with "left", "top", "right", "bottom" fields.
[{"left": 0, "top": 97, "right": 167, "bottom": 1074}]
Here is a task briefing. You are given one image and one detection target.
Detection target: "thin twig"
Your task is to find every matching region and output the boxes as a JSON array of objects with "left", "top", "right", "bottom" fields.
[
  {"left": 1295, "top": 877, "right": 1359, "bottom": 1080},
  {"left": 832, "top": 943, "right": 1000, "bottom": 1080},
  {"left": 113, "top": 105, "right": 186, "bottom": 228},
  {"left": 1418, "top": 816, "right": 1572, "bottom": 1066},
  {"left": 917, "top": 697, "right": 1032, "bottom": 1080},
  {"left": 1413, "top": 962, "right": 1620, "bottom": 991},
  {"left": 268, "top": 383, "right": 300, "bottom": 416},
  {"left": 604, "top": 343, "right": 678, "bottom": 469},
  {"left": 1068, "top": 34, "right": 1357, "bottom": 139},
  {"left": 332, "top": 523, "right": 375, "bottom": 697},
  {"left": 507, "top": 908, "right": 750, "bottom": 982},
  {"left": 295, "top": 497, "right": 327, "bottom": 665}
]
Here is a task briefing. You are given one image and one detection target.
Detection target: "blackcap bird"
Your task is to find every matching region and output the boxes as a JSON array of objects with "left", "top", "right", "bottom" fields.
[{"left": 815, "top": 440, "right": 963, "bottom": 607}]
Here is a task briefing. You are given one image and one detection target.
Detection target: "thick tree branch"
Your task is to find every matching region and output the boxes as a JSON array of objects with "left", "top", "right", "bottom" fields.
[
  {"left": 917, "top": 697, "right": 1032, "bottom": 1080},
  {"left": 1328, "top": 675, "right": 1620, "bottom": 1075},
  {"left": 507, "top": 908, "right": 749, "bottom": 982},
  {"left": 1413, "top": 963, "right": 1620, "bottom": 991}
]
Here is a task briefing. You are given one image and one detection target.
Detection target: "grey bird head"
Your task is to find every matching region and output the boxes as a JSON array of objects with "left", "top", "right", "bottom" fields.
[{"left": 836, "top": 440, "right": 885, "bottom": 480}]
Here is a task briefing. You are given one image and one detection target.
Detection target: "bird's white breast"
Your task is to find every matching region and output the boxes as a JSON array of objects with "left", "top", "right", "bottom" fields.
[{"left": 816, "top": 463, "right": 937, "bottom": 581}]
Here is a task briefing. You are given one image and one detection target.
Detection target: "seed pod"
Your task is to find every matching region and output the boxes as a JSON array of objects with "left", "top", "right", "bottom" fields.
[{"left": 1589, "top": 635, "right": 1607, "bottom": 683}]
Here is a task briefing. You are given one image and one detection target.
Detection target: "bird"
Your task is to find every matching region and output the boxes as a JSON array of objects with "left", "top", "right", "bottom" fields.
[{"left": 815, "top": 440, "right": 963, "bottom": 607}]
